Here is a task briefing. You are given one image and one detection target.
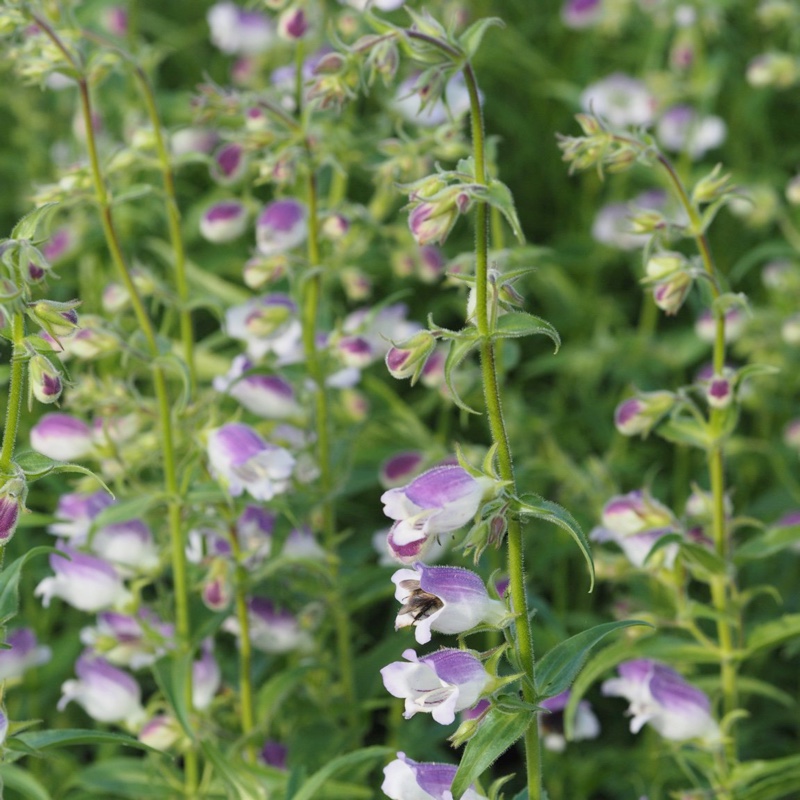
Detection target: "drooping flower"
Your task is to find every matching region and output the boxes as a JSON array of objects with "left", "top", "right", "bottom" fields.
[
  {"left": 211, "top": 142, "right": 248, "bottom": 184},
  {"left": 614, "top": 390, "right": 675, "bottom": 437},
  {"left": 602, "top": 659, "right": 720, "bottom": 743},
  {"left": 590, "top": 490, "right": 680, "bottom": 568},
  {"left": 379, "top": 451, "right": 425, "bottom": 489},
  {"left": 381, "top": 465, "right": 494, "bottom": 562},
  {"left": 58, "top": 653, "right": 145, "bottom": 728},
  {"left": 0, "top": 628, "right": 52, "bottom": 681},
  {"left": 256, "top": 199, "right": 308, "bottom": 256},
  {"left": 35, "top": 547, "right": 131, "bottom": 612},
  {"left": 392, "top": 563, "right": 508, "bottom": 644},
  {"left": 207, "top": 423, "right": 295, "bottom": 501},
  {"left": 0, "top": 476, "right": 23, "bottom": 545},
  {"left": 382, "top": 752, "right": 487, "bottom": 800},
  {"left": 30, "top": 413, "right": 94, "bottom": 461},
  {"left": 539, "top": 690, "right": 600, "bottom": 752},
  {"left": 380, "top": 648, "right": 491, "bottom": 725}
]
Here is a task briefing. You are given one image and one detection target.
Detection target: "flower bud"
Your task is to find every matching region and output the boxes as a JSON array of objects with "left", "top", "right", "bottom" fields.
[
  {"left": 645, "top": 252, "right": 687, "bottom": 281},
  {"left": 256, "top": 199, "right": 308, "bottom": 256},
  {"left": 277, "top": 7, "right": 309, "bottom": 40},
  {"left": 31, "top": 413, "right": 94, "bottom": 461},
  {"left": 28, "top": 299, "right": 80, "bottom": 338},
  {"left": 614, "top": 390, "right": 675, "bottom": 437},
  {"left": 200, "top": 200, "right": 249, "bottom": 243},
  {"left": 746, "top": 52, "right": 799, "bottom": 88},
  {"left": 243, "top": 254, "right": 289, "bottom": 290},
  {"left": 781, "top": 313, "right": 800, "bottom": 345},
  {"left": 653, "top": 272, "right": 693, "bottom": 315},
  {"left": 62, "top": 316, "right": 118, "bottom": 359},
  {"left": 706, "top": 375, "right": 732, "bottom": 409},
  {"left": 385, "top": 331, "right": 436, "bottom": 383},
  {"left": 139, "top": 714, "right": 182, "bottom": 751},
  {"left": 0, "top": 475, "right": 24, "bottom": 545},
  {"left": 29, "top": 354, "right": 63, "bottom": 405},
  {"left": 211, "top": 142, "right": 248, "bottom": 184},
  {"left": 408, "top": 199, "right": 459, "bottom": 246}
]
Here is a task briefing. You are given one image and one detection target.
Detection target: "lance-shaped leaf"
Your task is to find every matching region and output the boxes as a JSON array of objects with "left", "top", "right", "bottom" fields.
[
  {"left": 745, "top": 613, "right": 800, "bottom": 658},
  {"left": 482, "top": 179, "right": 525, "bottom": 243},
  {"left": 14, "top": 451, "right": 113, "bottom": 496},
  {"left": 450, "top": 707, "right": 531, "bottom": 800},
  {"left": 11, "top": 202, "right": 61, "bottom": 242},
  {"left": 492, "top": 312, "right": 560, "bottom": 352},
  {"left": 459, "top": 17, "right": 504, "bottom": 59},
  {"left": 514, "top": 493, "right": 593, "bottom": 590},
  {"left": 0, "top": 546, "right": 59, "bottom": 627},
  {"left": 444, "top": 330, "right": 482, "bottom": 415},
  {"left": 534, "top": 620, "right": 650, "bottom": 698}
]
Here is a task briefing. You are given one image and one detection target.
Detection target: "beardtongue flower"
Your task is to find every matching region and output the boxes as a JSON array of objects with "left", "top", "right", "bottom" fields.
[
  {"left": 30, "top": 413, "right": 94, "bottom": 461},
  {"left": 28, "top": 354, "right": 63, "bottom": 404},
  {"left": 213, "top": 355, "right": 301, "bottom": 419},
  {"left": 379, "top": 451, "right": 425, "bottom": 489},
  {"left": 138, "top": 714, "right": 182, "bottom": 751},
  {"left": 385, "top": 331, "right": 437, "bottom": 382},
  {"left": 207, "top": 1, "right": 274, "bottom": 55},
  {"left": 382, "top": 752, "right": 487, "bottom": 800},
  {"left": 0, "top": 475, "right": 24, "bottom": 545},
  {"left": 35, "top": 547, "right": 131, "bottom": 612},
  {"left": 193, "top": 639, "right": 221, "bottom": 710},
  {"left": 381, "top": 648, "right": 492, "bottom": 725},
  {"left": 580, "top": 73, "right": 656, "bottom": 128},
  {"left": 256, "top": 199, "right": 308, "bottom": 256},
  {"left": 539, "top": 690, "right": 601, "bottom": 752},
  {"left": 614, "top": 390, "right": 675, "bottom": 437},
  {"left": 225, "top": 295, "right": 302, "bottom": 362},
  {"left": 602, "top": 659, "right": 721, "bottom": 743},
  {"left": 561, "top": 0, "right": 602, "bottom": 28},
  {"left": 381, "top": 465, "right": 496, "bottom": 552},
  {"left": 80, "top": 610, "right": 173, "bottom": 669},
  {"left": 0, "top": 628, "right": 52, "bottom": 681},
  {"left": 392, "top": 563, "right": 508, "bottom": 644},
  {"left": 199, "top": 200, "right": 248, "bottom": 243},
  {"left": 58, "top": 653, "right": 145, "bottom": 728},
  {"left": 48, "top": 490, "right": 115, "bottom": 541},
  {"left": 222, "top": 597, "right": 312, "bottom": 653},
  {"left": 211, "top": 142, "right": 247, "bottom": 184},
  {"left": 207, "top": 423, "right": 295, "bottom": 501},
  {"left": 261, "top": 740, "right": 288, "bottom": 769}
]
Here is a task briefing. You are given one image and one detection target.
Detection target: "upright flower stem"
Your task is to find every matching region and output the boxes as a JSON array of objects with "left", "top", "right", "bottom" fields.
[
  {"left": 228, "top": 528, "right": 256, "bottom": 764},
  {"left": 30, "top": 16, "right": 199, "bottom": 795},
  {"left": 0, "top": 313, "right": 26, "bottom": 473}
]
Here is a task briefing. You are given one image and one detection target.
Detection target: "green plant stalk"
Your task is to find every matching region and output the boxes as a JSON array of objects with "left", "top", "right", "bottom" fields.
[
  {"left": 0, "top": 313, "right": 26, "bottom": 472},
  {"left": 29, "top": 16, "right": 199, "bottom": 794},
  {"left": 229, "top": 527, "right": 256, "bottom": 764},
  {"left": 464, "top": 63, "right": 543, "bottom": 799},
  {"left": 300, "top": 144, "right": 357, "bottom": 725},
  {"left": 132, "top": 65, "right": 197, "bottom": 394}
]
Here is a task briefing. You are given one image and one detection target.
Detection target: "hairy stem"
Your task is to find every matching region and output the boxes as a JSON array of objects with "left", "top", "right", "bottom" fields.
[{"left": 0, "top": 313, "right": 26, "bottom": 473}]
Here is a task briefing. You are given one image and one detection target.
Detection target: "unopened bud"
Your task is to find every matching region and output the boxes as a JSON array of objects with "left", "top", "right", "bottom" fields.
[
  {"left": 385, "top": 330, "right": 436, "bottom": 383},
  {"left": 29, "top": 354, "right": 63, "bottom": 405},
  {"left": 614, "top": 390, "right": 675, "bottom": 436},
  {"left": 0, "top": 475, "right": 24, "bottom": 545},
  {"left": 645, "top": 252, "right": 687, "bottom": 281},
  {"left": 692, "top": 165, "right": 732, "bottom": 205},
  {"left": 706, "top": 375, "right": 732, "bottom": 409},
  {"left": 653, "top": 272, "right": 693, "bottom": 315},
  {"left": 277, "top": 7, "right": 309, "bottom": 40},
  {"left": 28, "top": 299, "right": 80, "bottom": 338},
  {"left": 243, "top": 255, "right": 289, "bottom": 290}
]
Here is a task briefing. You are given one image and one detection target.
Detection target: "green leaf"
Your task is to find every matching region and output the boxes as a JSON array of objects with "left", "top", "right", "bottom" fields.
[
  {"left": 736, "top": 523, "right": 800, "bottom": 562},
  {"left": 745, "top": 613, "right": 800, "bottom": 658},
  {"left": 66, "top": 757, "right": 179, "bottom": 798},
  {"left": 201, "top": 740, "right": 267, "bottom": 800},
  {"left": 0, "top": 763, "right": 52, "bottom": 800},
  {"left": 493, "top": 312, "right": 560, "bottom": 352},
  {"left": 13, "top": 728, "right": 156, "bottom": 753},
  {"left": 152, "top": 652, "right": 196, "bottom": 741},
  {"left": 290, "top": 746, "right": 391, "bottom": 800},
  {"left": 515, "top": 494, "right": 593, "bottom": 591},
  {"left": 92, "top": 493, "right": 164, "bottom": 529},
  {"left": 451, "top": 708, "right": 530, "bottom": 800},
  {"left": 535, "top": 620, "right": 650, "bottom": 698},
  {"left": 14, "top": 450, "right": 113, "bottom": 494},
  {"left": 0, "top": 546, "right": 58, "bottom": 627},
  {"left": 11, "top": 202, "right": 61, "bottom": 242},
  {"left": 151, "top": 352, "right": 192, "bottom": 414},
  {"left": 459, "top": 17, "right": 504, "bottom": 59},
  {"left": 110, "top": 184, "right": 157, "bottom": 206},
  {"left": 730, "top": 755, "right": 800, "bottom": 800},
  {"left": 679, "top": 541, "right": 727, "bottom": 579},
  {"left": 444, "top": 333, "right": 481, "bottom": 415},
  {"left": 656, "top": 415, "right": 711, "bottom": 449},
  {"left": 482, "top": 180, "right": 525, "bottom": 243}
]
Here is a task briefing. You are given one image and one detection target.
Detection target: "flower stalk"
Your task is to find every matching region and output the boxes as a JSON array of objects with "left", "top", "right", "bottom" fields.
[{"left": 0, "top": 313, "right": 27, "bottom": 473}]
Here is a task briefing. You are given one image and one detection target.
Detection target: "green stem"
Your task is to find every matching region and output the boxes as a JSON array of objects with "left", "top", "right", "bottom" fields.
[
  {"left": 463, "top": 61, "right": 543, "bottom": 799},
  {"left": 0, "top": 314, "right": 26, "bottom": 472},
  {"left": 132, "top": 65, "right": 196, "bottom": 394},
  {"left": 30, "top": 16, "right": 199, "bottom": 794},
  {"left": 229, "top": 527, "right": 256, "bottom": 763}
]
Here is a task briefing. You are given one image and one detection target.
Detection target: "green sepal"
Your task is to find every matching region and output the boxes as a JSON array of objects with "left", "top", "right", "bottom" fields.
[
  {"left": 534, "top": 620, "right": 651, "bottom": 698},
  {"left": 444, "top": 333, "right": 482, "bottom": 414},
  {"left": 11, "top": 202, "right": 61, "bottom": 243},
  {"left": 656, "top": 414, "right": 712, "bottom": 449},
  {"left": 459, "top": 17, "right": 504, "bottom": 60},
  {"left": 482, "top": 179, "right": 525, "bottom": 243},
  {"left": 513, "top": 493, "right": 594, "bottom": 591},
  {"left": 492, "top": 312, "right": 560, "bottom": 352},
  {"left": 450, "top": 707, "right": 531, "bottom": 800}
]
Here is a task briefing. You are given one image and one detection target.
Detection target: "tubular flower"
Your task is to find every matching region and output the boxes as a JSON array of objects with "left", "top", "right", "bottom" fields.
[
  {"left": 382, "top": 752, "right": 487, "bottom": 800},
  {"left": 392, "top": 563, "right": 508, "bottom": 644}
]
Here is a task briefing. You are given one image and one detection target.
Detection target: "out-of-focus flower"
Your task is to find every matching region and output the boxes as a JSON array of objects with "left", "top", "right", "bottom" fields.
[
  {"left": 614, "top": 390, "right": 675, "bottom": 437},
  {"left": 392, "top": 563, "right": 508, "bottom": 644},
  {"left": 381, "top": 465, "right": 494, "bottom": 563},
  {"left": 200, "top": 200, "right": 248, "bottom": 243},
  {"left": 277, "top": 6, "right": 309, "bottom": 40},
  {"left": 591, "top": 490, "right": 680, "bottom": 568},
  {"left": 694, "top": 308, "right": 746, "bottom": 344},
  {"left": 746, "top": 52, "right": 799, "bottom": 88},
  {"left": 224, "top": 294, "right": 302, "bottom": 362},
  {"left": 561, "top": 0, "right": 603, "bottom": 28},
  {"left": 58, "top": 653, "right": 145, "bottom": 728},
  {"left": 785, "top": 419, "right": 800, "bottom": 449},
  {"left": 592, "top": 190, "right": 667, "bottom": 250},
  {"left": 222, "top": 597, "right": 312, "bottom": 652},
  {"left": 91, "top": 519, "right": 160, "bottom": 574},
  {"left": 260, "top": 740, "right": 288, "bottom": 769},
  {"left": 581, "top": 73, "right": 656, "bottom": 128},
  {"left": 341, "top": 0, "right": 406, "bottom": 10},
  {"left": 0, "top": 628, "right": 51, "bottom": 681},
  {"left": 656, "top": 105, "right": 727, "bottom": 159},
  {"left": 35, "top": 547, "right": 131, "bottom": 612},
  {"left": 602, "top": 659, "right": 720, "bottom": 742},
  {"left": 539, "top": 690, "right": 600, "bottom": 752},
  {"left": 48, "top": 490, "right": 114, "bottom": 541},
  {"left": 379, "top": 451, "right": 425, "bottom": 489},
  {"left": 208, "top": 2, "right": 275, "bottom": 55},
  {"left": 138, "top": 714, "right": 182, "bottom": 750},
  {"left": 30, "top": 413, "right": 93, "bottom": 461},
  {"left": 211, "top": 142, "right": 247, "bottom": 184},
  {"left": 193, "top": 640, "right": 221, "bottom": 710},
  {"left": 382, "top": 751, "right": 487, "bottom": 800},
  {"left": 102, "top": 6, "right": 128, "bottom": 36},
  {"left": 80, "top": 610, "right": 173, "bottom": 669},
  {"left": 391, "top": 73, "right": 474, "bottom": 127},
  {"left": 207, "top": 423, "right": 295, "bottom": 501},
  {"left": 213, "top": 355, "right": 301, "bottom": 419},
  {"left": 171, "top": 128, "right": 219, "bottom": 157},
  {"left": 381, "top": 648, "right": 491, "bottom": 725},
  {"left": 256, "top": 199, "right": 308, "bottom": 256}
]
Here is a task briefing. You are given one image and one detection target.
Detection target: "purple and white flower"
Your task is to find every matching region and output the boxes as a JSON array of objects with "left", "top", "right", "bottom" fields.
[
  {"left": 0, "top": 476, "right": 23, "bottom": 545},
  {"left": 224, "top": 294, "right": 302, "bottom": 362},
  {"left": 91, "top": 519, "right": 160, "bottom": 574},
  {"left": 581, "top": 73, "right": 656, "bottom": 128},
  {"left": 590, "top": 490, "right": 680, "bottom": 568},
  {"left": 207, "top": 423, "right": 295, "bottom": 501},
  {"left": 602, "top": 659, "right": 720, "bottom": 743},
  {"left": 48, "top": 490, "right": 115, "bottom": 541},
  {"left": 256, "top": 199, "right": 308, "bottom": 256},
  {"left": 200, "top": 200, "right": 249, "bottom": 243},
  {"left": 391, "top": 73, "right": 473, "bottom": 128},
  {"left": 208, "top": 2, "right": 274, "bottom": 55},
  {"left": 80, "top": 610, "right": 173, "bottom": 669},
  {"left": 261, "top": 740, "right": 288, "bottom": 769},
  {"left": 222, "top": 597, "right": 311, "bottom": 653},
  {"left": 58, "top": 653, "right": 145, "bottom": 728},
  {"left": 211, "top": 142, "right": 247, "bottom": 184},
  {"left": 213, "top": 355, "right": 301, "bottom": 419},
  {"left": 35, "top": 547, "right": 130, "bottom": 612},
  {"left": 381, "top": 465, "right": 494, "bottom": 560},
  {"left": 193, "top": 640, "right": 221, "bottom": 710},
  {"left": 380, "top": 648, "right": 491, "bottom": 725},
  {"left": 656, "top": 105, "right": 727, "bottom": 160},
  {"left": 30, "top": 413, "right": 94, "bottom": 461},
  {"left": 0, "top": 628, "right": 52, "bottom": 681},
  {"left": 379, "top": 451, "right": 425, "bottom": 489},
  {"left": 591, "top": 190, "right": 668, "bottom": 250},
  {"left": 382, "top": 752, "right": 487, "bottom": 800},
  {"left": 539, "top": 690, "right": 600, "bottom": 752},
  {"left": 139, "top": 714, "right": 182, "bottom": 751},
  {"left": 614, "top": 390, "right": 675, "bottom": 437},
  {"left": 561, "top": 0, "right": 602, "bottom": 29},
  {"left": 392, "top": 563, "right": 508, "bottom": 644}
]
